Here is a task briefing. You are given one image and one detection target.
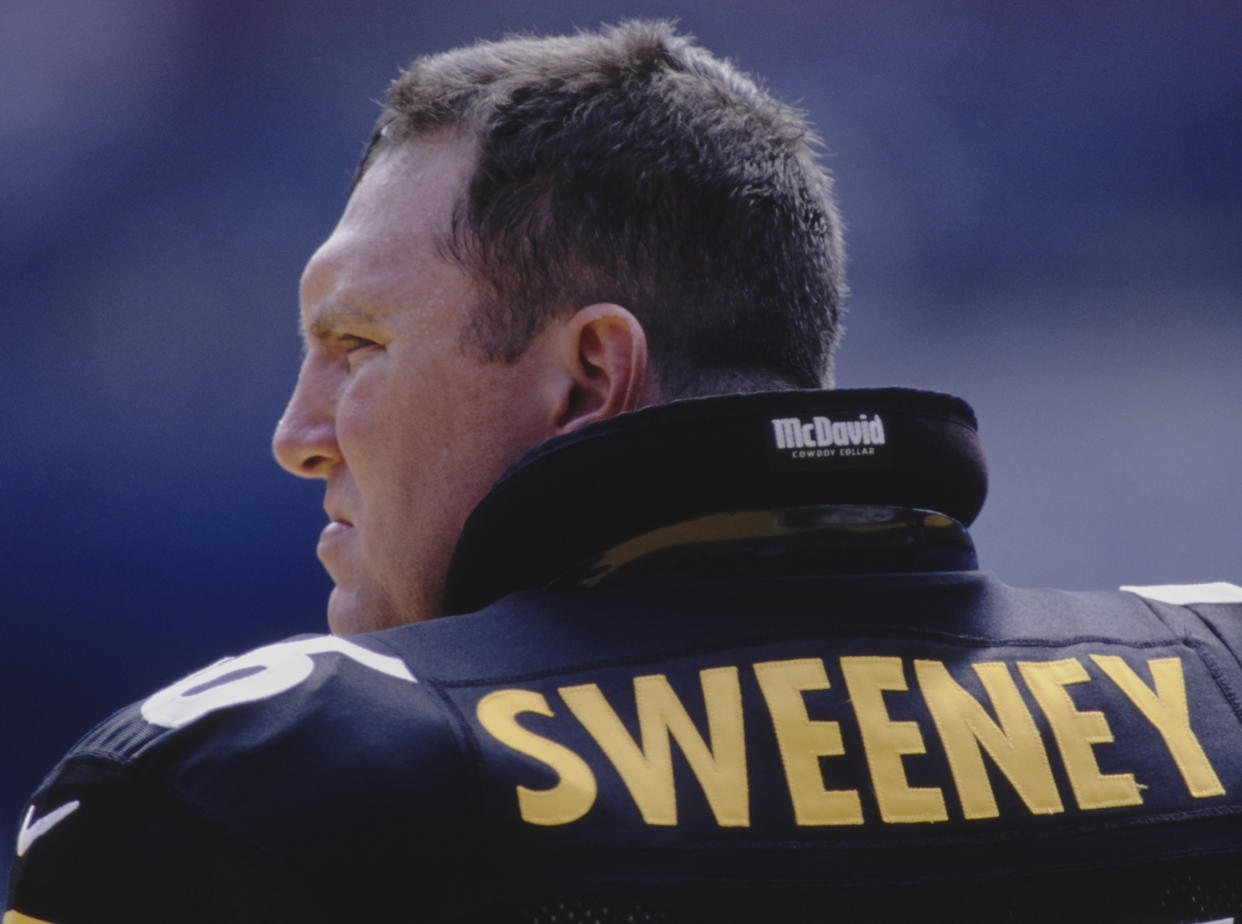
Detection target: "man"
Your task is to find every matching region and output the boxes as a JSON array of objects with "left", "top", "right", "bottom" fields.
[
  {"left": 269, "top": 18, "right": 845, "bottom": 635},
  {"left": 8, "top": 21, "right": 1242, "bottom": 924}
]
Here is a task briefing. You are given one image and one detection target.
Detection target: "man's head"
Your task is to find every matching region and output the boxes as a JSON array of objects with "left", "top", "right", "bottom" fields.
[
  {"left": 359, "top": 19, "right": 846, "bottom": 397},
  {"left": 274, "top": 21, "right": 847, "bottom": 632}
]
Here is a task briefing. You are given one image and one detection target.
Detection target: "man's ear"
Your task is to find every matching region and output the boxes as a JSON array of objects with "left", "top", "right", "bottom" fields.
[{"left": 551, "top": 303, "right": 650, "bottom": 434}]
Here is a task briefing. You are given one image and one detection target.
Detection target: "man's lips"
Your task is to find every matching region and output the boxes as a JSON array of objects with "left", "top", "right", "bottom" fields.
[
  {"left": 323, "top": 498, "right": 354, "bottom": 527},
  {"left": 317, "top": 520, "right": 356, "bottom": 569}
]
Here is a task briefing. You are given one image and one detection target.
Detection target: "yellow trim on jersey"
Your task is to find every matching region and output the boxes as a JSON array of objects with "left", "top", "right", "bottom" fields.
[{"left": 6, "top": 910, "right": 58, "bottom": 924}]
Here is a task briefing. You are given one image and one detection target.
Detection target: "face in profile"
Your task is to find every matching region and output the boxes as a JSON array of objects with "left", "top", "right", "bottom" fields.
[{"left": 272, "top": 136, "right": 561, "bottom": 633}]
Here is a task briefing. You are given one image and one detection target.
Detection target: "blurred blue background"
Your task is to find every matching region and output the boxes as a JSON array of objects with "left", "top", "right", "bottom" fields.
[{"left": 3, "top": 0, "right": 1239, "bottom": 897}]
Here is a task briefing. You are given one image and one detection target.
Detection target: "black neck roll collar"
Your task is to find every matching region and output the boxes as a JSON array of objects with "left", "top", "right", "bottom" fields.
[{"left": 443, "top": 388, "right": 987, "bottom": 615}]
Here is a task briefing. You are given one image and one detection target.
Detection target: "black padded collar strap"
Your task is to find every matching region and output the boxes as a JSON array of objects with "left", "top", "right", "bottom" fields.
[{"left": 443, "top": 388, "right": 987, "bottom": 614}]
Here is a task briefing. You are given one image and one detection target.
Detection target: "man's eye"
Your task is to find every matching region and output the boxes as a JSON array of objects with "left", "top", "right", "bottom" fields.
[{"left": 339, "top": 335, "right": 377, "bottom": 353}]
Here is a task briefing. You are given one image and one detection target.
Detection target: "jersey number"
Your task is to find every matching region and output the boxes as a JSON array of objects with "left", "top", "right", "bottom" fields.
[{"left": 141, "top": 636, "right": 417, "bottom": 730}]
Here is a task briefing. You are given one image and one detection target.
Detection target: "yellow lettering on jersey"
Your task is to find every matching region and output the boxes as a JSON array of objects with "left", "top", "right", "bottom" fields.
[
  {"left": 840, "top": 656, "right": 948, "bottom": 823},
  {"left": 1018, "top": 658, "right": 1143, "bottom": 810},
  {"left": 476, "top": 689, "right": 597, "bottom": 825},
  {"left": 560, "top": 667, "right": 749, "bottom": 827},
  {"left": 1092, "top": 655, "right": 1225, "bottom": 799},
  {"left": 915, "top": 659, "right": 1063, "bottom": 818},
  {"left": 5, "top": 911, "right": 57, "bottom": 924},
  {"left": 754, "top": 658, "right": 864, "bottom": 825}
]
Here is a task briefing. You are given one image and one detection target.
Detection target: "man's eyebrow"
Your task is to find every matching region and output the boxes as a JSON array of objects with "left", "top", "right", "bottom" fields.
[{"left": 301, "top": 302, "right": 388, "bottom": 342}]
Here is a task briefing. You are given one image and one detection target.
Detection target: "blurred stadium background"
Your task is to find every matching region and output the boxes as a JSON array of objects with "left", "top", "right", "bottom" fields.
[{"left": 3, "top": 0, "right": 1239, "bottom": 897}]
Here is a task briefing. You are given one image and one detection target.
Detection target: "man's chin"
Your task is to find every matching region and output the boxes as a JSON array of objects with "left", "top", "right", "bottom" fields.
[{"left": 326, "top": 584, "right": 403, "bottom": 635}]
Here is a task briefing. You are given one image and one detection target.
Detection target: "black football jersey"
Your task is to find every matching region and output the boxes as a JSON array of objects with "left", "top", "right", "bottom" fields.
[
  {"left": 9, "top": 575, "right": 1242, "bottom": 923},
  {"left": 10, "top": 391, "right": 1242, "bottom": 923}
]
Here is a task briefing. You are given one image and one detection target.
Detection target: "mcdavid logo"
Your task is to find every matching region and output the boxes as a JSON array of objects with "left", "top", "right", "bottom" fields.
[{"left": 771, "top": 414, "right": 886, "bottom": 454}]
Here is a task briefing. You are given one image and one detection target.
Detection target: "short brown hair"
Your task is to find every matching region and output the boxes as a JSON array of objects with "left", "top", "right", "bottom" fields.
[{"left": 359, "top": 20, "right": 847, "bottom": 397}]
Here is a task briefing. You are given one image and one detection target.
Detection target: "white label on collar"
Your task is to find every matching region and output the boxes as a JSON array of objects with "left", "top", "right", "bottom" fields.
[
  {"left": 1121, "top": 582, "right": 1242, "bottom": 605},
  {"left": 766, "top": 412, "right": 889, "bottom": 471}
]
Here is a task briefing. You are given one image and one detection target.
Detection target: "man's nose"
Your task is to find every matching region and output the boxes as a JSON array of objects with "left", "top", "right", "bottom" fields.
[{"left": 272, "top": 366, "right": 339, "bottom": 479}]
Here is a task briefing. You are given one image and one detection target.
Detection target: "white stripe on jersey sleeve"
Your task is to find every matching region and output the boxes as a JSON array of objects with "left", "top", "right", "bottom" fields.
[{"left": 1120, "top": 582, "right": 1242, "bottom": 605}]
